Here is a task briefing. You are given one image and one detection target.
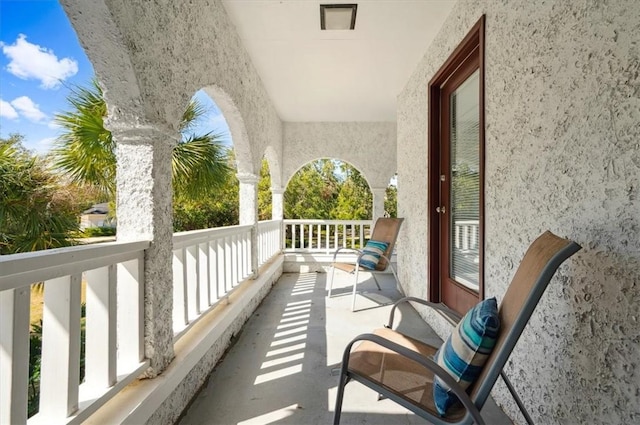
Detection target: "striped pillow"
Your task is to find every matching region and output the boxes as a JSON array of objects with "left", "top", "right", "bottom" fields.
[
  {"left": 433, "top": 297, "right": 500, "bottom": 416},
  {"left": 358, "top": 240, "right": 389, "bottom": 270}
]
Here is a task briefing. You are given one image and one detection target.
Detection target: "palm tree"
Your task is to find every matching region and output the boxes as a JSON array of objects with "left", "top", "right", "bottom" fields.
[{"left": 52, "top": 79, "right": 232, "bottom": 202}]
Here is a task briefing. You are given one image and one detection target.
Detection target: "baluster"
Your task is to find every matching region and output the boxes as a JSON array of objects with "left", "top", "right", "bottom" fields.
[
  {"left": 85, "top": 265, "right": 117, "bottom": 389},
  {"left": 225, "top": 236, "right": 233, "bottom": 292},
  {"left": 185, "top": 245, "right": 198, "bottom": 320},
  {"left": 198, "top": 242, "right": 209, "bottom": 312},
  {"left": 209, "top": 241, "right": 218, "bottom": 304},
  {"left": 118, "top": 257, "right": 144, "bottom": 368},
  {"left": 172, "top": 249, "right": 187, "bottom": 331},
  {"left": 0, "top": 286, "right": 30, "bottom": 425},
  {"left": 217, "top": 238, "right": 226, "bottom": 297},
  {"left": 40, "top": 274, "right": 82, "bottom": 418}
]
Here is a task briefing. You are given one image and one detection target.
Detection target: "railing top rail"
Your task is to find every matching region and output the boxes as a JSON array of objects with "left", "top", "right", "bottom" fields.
[
  {"left": 257, "top": 219, "right": 282, "bottom": 226},
  {"left": 173, "top": 224, "right": 253, "bottom": 247},
  {"left": 283, "top": 219, "right": 373, "bottom": 225},
  {"left": 0, "top": 240, "right": 150, "bottom": 291}
]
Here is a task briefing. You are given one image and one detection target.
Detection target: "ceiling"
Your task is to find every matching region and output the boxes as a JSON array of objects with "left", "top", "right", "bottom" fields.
[{"left": 222, "top": 0, "right": 455, "bottom": 122}]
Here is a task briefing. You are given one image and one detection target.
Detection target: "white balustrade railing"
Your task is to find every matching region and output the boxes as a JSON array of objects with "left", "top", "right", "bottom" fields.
[
  {"left": 0, "top": 218, "right": 295, "bottom": 424},
  {"left": 453, "top": 219, "right": 479, "bottom": 252},
  {"left": 0, "top": 241, "right": 149, "bottom": 425},
  {"left": 283, "top": 219, "right": 373, "bottom": 254},
  {"left": 172, "top": 224, "right": 253, "bottom": 338},
  {"left": 257, "top": 219, "right": 282, "bottom": 266}
]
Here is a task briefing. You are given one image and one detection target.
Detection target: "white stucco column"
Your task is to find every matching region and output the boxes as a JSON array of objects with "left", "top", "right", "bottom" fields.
[
  {"left": 372, "top": 187, "right": 387, "bottom": 222},
  {"left": 271, "top": 187, "right": 284, "bottom": 220},
  {"left": 237, "top": 173, "right": 259, "bottom": 278},
  {"left": 114, "top": 125, "right": 175, "bottom": 377}
]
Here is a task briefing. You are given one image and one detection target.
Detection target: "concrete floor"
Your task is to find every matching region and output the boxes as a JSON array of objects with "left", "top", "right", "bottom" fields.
[{"left": 178, "top": 271, "right": 512, "bottom": 425}]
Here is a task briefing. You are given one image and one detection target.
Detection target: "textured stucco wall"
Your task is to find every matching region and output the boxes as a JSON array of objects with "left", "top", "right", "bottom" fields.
[
  {"left": 72, "top": 0, "right": 283, "bottom": 177},
  {"left": 283, "top": 122, "right": 397, "bottom": 189},
  {"left": 398, "top": 1, "right": 640, "bottom": 423}
]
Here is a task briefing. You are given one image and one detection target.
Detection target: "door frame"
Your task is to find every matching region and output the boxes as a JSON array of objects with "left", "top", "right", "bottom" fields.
[{"left": 427, "top": 15, "right": 485, "bottom": 304}]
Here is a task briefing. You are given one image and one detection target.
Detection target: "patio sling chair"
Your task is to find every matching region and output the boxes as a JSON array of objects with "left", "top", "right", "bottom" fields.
[
  {"left": 328, "top": 217, "right": 404, "bottom": 311},
  {"left": 333, "top": 230, "right": 581, "bottom": 424}
]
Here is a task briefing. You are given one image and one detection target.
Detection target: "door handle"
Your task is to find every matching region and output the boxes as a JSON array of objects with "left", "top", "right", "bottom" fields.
[{"left": 436, "top": 206, "right": 446, "bottom": 214}]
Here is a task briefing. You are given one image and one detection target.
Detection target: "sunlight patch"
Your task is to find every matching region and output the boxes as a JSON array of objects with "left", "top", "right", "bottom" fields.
[
  {"left": 237, "top": 404, "right": 300, "bottom": 425},
  {"left": 254, "top": 364, "right": 302, "bottom": 385}
]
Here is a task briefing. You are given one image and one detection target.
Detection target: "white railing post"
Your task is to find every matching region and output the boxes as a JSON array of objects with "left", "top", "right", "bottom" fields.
[
  {"left": 0, "top": 286, "right": 30, "bottom": 425},
  {"left": 198, "top": 242, "right": 210, "bottom": 313},
  {"left": 172, "top": 248, "right": 186, "bottom": 332},
  {"left": 39, "top": 275, "right": 82, "bottom": 418},
  {"left": 118, "top": 257, "right": 144, "bottom": 368},
  {"left": 85, "top": 265, "right": 117, "bottom": 389},
  {"left": 185, "top": 245, "right": 198, "bottom": 320}
]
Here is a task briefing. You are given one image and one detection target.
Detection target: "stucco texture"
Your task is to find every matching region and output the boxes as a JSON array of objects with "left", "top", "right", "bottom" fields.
[
  {"left": 397, "top": 1, "right": 640, "bottom": 424},
  {"left": 283, "top": 122, "right": 397, "bottom": 189}
]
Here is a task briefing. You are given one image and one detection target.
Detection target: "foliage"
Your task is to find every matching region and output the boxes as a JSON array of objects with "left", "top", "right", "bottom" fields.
[
  {"left": 331, "top": 162, "right": 372, "bottom": 220},
  {"left": 385, "top": 183, "right": 398, "bottom": 218},
  {"left": 257, "top": 158, "right": 272, "bottom": 221},
  {"left": 51, "top": 80, "right": 116, "bottom": 198},
  {"left": 0, "top": 134, "right": 81, "bottom": 254},
  {"left": 81, "top": 226, "right": 117, "bottom": 237},
  {"left": 28, "top": 321, "right": 42, "bottom": 417},
  {"left": 283, "top": 159, "right": 394, "bottom": 220},
  {"left": 173, "top": 149, "right": 239, "bottom": 231},
  {"left": 52, "top": 79, "right": 232, "bottom": 203},
  {"left": 284, "top": 159, "right": 340, "bottom": 219}
]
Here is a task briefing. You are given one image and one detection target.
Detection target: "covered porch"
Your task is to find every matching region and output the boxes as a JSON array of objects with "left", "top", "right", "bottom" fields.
[{"left": 1, "top": 0, "right": 638, "bottom": 424}]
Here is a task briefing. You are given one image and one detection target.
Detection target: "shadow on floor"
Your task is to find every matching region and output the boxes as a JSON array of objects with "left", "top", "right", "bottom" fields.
[{"left": 178, "top": 271, "right": 511, "bottom": 425}]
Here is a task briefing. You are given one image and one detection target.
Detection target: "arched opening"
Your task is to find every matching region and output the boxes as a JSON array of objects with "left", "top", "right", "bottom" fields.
[{"left": 284, "top": 158, "right": 372, "bottom": 220}]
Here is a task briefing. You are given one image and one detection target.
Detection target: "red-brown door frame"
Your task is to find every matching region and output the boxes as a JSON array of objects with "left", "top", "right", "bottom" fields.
[{"left": 428, "top": 16, "right": 485, "bottom": 306}]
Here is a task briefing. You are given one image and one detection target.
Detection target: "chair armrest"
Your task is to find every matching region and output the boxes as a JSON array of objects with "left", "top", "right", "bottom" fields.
[
  {"left": 386, "top": 297, "right": 462, "bottom": 329},
  {"left": 331, "top": 247, "right": 362, "bottom": 262},
  {"left": 342, "top": 333, "right": 485, "bottom": 425}
]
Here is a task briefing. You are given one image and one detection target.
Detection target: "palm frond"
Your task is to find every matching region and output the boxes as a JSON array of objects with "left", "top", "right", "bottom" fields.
[
  {"left": 52, "top": 79, "right": 115, "bottom": 198},
  {"left": 172, "top": 132, "right": 232, "bottom": 200}
]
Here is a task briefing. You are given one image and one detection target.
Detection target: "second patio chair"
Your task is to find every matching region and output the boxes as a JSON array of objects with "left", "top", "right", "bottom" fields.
[
  {"left": 328, "top": 217, "right": 404, "bottom": 311},
  {"left": 333, "top": 230, "right": 581, "bottom": 424}
]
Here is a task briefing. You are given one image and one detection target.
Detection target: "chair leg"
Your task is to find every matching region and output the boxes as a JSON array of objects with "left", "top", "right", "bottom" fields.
[
  {"left": 371, "top": 273, "right": 381, "bottom": 290},
  {"left": 351, "top": 267, "right": 360, "bottom": 311},
  {"left": 328, "top": 264, "right": 336, "bottom": 298},
  {"left": 333, "top": 371, "right": 350, "bottom": 425}
]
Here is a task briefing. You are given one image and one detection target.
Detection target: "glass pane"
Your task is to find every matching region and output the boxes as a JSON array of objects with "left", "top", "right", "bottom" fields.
[{"left": 449, "top": 70, "right": 480, "bottom": 290}]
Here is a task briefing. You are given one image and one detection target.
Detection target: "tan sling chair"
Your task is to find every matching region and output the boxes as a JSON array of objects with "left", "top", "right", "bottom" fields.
[
  {"left": 333, "top": 230, "right": 581, "bottom": 424},
  {"left": 328, "top": 217, "right": 404, "bottom": 311}
]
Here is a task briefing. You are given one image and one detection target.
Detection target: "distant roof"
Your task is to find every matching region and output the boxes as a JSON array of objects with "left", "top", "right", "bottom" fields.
[{"left": 82, "top": 202, "right": 110, "bottom": 215}]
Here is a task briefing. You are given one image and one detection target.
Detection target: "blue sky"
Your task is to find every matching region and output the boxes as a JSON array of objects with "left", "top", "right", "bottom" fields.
[{"left": 0, "top": 1, "right": 230, "bottom": 154}]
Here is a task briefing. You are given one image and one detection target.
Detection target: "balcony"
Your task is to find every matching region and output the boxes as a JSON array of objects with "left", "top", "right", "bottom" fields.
[{"left": 3, "top": 219, "right": 487, "bottom": 424}]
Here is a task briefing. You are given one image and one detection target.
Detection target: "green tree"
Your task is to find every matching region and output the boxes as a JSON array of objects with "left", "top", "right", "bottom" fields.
[
  {"left": 385, "top": 183, "right": 398, "bottom": 218},
  {"left": 258, "top": 158, "right": 272, "bottom": 221},
  {"left": 173, "top": 148, "right": 239, "bottom": 231},
  {"left": 53, "top": 79, "right": 231, "bottom": 202},
  {"left": 0, "top": 134, "right": 80, "bottom": 254},
  {"left": 284, "top": 159, "right": 339, "bottom": 219},
  {"left": 332, "top": 163, "right": 372, "bottom": 220}
]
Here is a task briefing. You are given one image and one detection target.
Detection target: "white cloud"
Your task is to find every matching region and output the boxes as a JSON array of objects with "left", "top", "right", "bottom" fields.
[
  {"left": 10, "top": 96, "right": 47, "bottom": 123},
  {"left": 48, "top": 120, "right": 61, "bottom": 130},
  {"left": 0, "top": 99, "right": 18, "bottom": 119},
  {"left": 1, "top": 34, "right": 78, "bottom": 89},
  {"left": 36, "top": 137, "right": 57, "bottom": 152}
]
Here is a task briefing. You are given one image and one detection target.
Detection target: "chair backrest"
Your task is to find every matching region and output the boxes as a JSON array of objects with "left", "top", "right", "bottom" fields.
[
  {"left": 469, "top": 230, "right": 581, "bottom": 407},
  {"left": 369, "top": 217, "right": 404, "bottom": 271}
]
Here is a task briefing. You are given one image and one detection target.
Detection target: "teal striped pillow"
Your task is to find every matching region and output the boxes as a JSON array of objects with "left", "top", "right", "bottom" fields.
[
  {"left": 358, "top": 240, "right": 389, "bottom": 270},
  {"left": 433, "top": 297, "right": 500, "bottom": 416}
]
